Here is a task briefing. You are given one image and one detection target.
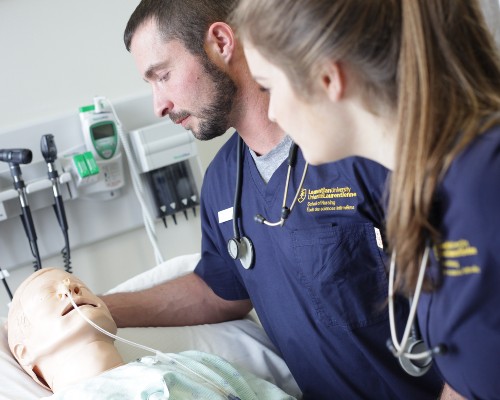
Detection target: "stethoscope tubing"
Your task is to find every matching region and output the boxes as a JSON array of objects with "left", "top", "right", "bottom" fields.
[
  {"left": 388, "top": 245, "right": 435, "bottom": 360},
  {"left": 229, "top": 136, "right": 308, "bottom": 269},
  {"left": 232, "top": 136, "right": 245, "bottom": 240}
]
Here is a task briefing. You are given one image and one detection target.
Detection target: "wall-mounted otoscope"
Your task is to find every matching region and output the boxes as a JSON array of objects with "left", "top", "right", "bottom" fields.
[
  {"left": 41, "top": 134, "right": 72, "bottom": 273},
  {"left": 0, "top": 148, "right": 42, "bottom": 270}
]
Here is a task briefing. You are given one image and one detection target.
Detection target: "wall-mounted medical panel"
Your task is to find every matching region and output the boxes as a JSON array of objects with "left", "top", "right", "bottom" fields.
[
  {"left": 0, "top": 93, "right": 203, "bottom": 271},
  {"left": 129, "top": 121, "right": 203, "bottom": 226}
]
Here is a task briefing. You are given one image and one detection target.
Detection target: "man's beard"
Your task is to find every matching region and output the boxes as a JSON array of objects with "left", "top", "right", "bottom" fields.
[{"left": 170, "top": 54, "right": 237, "bottom": 141}]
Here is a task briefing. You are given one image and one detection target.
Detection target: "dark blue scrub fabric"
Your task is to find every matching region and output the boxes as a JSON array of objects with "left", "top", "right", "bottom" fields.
[
  {"left": 418, "top": 125, "right": 500, "bottom": 400},
  {"left": 195, "top": 133, "right": 443, "bottom": 399}
]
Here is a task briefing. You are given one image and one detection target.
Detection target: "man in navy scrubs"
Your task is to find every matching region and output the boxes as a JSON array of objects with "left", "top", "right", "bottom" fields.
[{"left": 102, "top": 0, "right": 443, "bottom": 398}]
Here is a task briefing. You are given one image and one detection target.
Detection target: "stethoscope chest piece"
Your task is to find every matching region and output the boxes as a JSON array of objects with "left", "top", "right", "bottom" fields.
[
  {"left": 397, "top": 336, "right": 433, "bottom": 377},
  {"left": 227, "top": 236, "right": 254, "bottom": 269}
]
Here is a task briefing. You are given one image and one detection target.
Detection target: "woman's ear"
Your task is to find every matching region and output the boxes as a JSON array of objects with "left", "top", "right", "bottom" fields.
[
  {"left": 319, "top": 60, "right": 345, "bottom": 102},
  {"left": 205, "top": 22, "right": 236, "bottom": 64}
]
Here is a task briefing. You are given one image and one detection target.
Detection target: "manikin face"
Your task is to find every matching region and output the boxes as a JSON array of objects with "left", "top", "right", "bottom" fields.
[
  {"left": 244, "top": 44, "right": 353, "bottom": 165},
  {"left": 8, "top": 268, "right": 117, "bottom": 386},
  {"left": 130, "top": 19, "right": 237, "bottom": 141}
]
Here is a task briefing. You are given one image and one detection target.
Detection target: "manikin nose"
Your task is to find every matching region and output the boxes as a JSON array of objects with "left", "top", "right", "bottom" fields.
[{"left": 57, "top": 278, "right": 80, "bottom": 299}]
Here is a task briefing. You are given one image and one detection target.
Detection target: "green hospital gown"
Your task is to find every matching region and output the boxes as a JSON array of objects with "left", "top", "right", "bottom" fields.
[{"left": 43, "top": 351, "right": 296, "bottom": 400}]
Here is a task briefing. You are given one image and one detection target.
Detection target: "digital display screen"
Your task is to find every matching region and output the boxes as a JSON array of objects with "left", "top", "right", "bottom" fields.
[{"left": 92, "top": 123, "right": 115, "bottom": 140}]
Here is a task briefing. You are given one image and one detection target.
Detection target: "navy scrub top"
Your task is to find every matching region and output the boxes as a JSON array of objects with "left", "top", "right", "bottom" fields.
[
  {"left": 418, "top": 125, "right": 500, "bottom": 400},
  {"left": 195, "top": 132, "right": 442, "bottom": 399}
]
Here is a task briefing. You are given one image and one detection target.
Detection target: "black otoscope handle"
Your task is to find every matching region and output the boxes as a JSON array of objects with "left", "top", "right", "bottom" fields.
[
  {"left": 41, "top": 135, "right": 69, "bottom": 232},
  {"left": 10, "top": 162, "right": 42, "bottom": 270},
  {"left": 53, "top": 194, "right": 68, "bottom": 231},
  {"left": 41, "top": 134, "right": 71, "bottom": 272},
  {"left": 20, "top": 204, "right": 42, "bottom": 270},
  {"left": 0, "top": 149, "right": 41, "bottom": 270},
  {"left": 20, "top": 205, "right": 39, "bottom": 245}
]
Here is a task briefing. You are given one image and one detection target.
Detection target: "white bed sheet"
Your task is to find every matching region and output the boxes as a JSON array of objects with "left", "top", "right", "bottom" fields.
[{"left": 1, "top": 254, "right": 301, "bottom": 399}]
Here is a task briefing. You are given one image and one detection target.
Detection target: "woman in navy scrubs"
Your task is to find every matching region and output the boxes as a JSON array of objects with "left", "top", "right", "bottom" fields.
[{"left": 233, "top": 0, "right": 500, "bottom": 398}]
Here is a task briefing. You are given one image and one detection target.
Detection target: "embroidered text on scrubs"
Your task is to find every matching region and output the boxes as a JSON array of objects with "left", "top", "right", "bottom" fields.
[
  {"left": 435, "top": 239, "right": 481, "bottom": 276},
  {"left": 301, "top": 186, "right": 358, "bottom": 213},
  {"left": 307, "top": 186, "right": 356, "bottom": 199}
]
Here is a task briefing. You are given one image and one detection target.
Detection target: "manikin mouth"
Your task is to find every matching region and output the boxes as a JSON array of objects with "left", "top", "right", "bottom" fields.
[{"left": 61, "top": 299, "right": 97, "bottom": 316}]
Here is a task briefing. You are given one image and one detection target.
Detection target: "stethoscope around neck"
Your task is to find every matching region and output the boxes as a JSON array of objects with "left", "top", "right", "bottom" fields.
[
  {"left": 227, "top": 136, "right": 308, "bottom": 269},
  {"left": 387, "top": 242, "right": 447, "bottom": 376}
]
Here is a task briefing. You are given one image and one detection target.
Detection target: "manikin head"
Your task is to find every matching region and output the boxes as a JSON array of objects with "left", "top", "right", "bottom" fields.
[{"left": 7, "top": 268, "right": 120, "bottom": 392}]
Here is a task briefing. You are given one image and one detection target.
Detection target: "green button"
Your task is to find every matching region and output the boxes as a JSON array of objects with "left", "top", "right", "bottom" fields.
[
  {"left": 73, "top": 154, "right": 90, "bottom": 178},
  {"left": 79, "top": 104, "right": 95, "bottom": 113},
  {"left": 83, "top": 151, "right": 100, "bottom": 175}
]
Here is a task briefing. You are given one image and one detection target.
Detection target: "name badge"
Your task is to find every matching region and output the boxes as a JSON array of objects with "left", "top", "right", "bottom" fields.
[
  {"left": 218, "top": 207, "right": 233, "bottom": 224},
  {"left": 374, "top": 227, "right": 383, "bottom": 249}
]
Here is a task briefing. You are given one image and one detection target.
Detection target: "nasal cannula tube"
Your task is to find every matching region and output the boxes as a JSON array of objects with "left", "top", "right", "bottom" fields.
[{"left": 62, "top": 281, "right": 239, "bottom": 399}]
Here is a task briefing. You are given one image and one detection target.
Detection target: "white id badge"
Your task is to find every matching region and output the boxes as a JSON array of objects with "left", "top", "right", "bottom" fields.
[
  {"left": 218, "top": 207, "right": 233, "bottom": 223},
  {"left": 374, "top": 227, "right": 383, "bottom": 249}
]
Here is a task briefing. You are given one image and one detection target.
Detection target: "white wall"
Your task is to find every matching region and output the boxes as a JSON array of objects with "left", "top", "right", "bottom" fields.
[
  {"left": 0, "top": 0, "right": 144, "bottom": 128},
  {"left": 482, "top": 0, "right": 500, "bottom": 46},
  {"left": 0, "top": 0, "right": 228, "bottom": 316}
]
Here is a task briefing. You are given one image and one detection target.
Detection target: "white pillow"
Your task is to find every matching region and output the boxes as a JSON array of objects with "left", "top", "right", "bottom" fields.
[
  {"left": 0, "top": 318, "right": 52, "bottom": 399},
  {"left": 0, "top": 254, "right": 301, "bottom": 399},
  {"left": 105, "top": 253, "right": 202, "bottom": 294}
]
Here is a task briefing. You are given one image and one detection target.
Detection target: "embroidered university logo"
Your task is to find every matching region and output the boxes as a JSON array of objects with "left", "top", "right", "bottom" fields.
[
  {"left": 298, "top": 188, "right": 307, "bottom": 203},
  {"left": 299, "top": 186, "right": 358, "bottom": 213}
]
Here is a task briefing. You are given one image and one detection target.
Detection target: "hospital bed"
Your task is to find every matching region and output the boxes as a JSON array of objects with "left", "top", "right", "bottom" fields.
[{"left": 0, "top": 254, "right": 301, "bottom": 399}]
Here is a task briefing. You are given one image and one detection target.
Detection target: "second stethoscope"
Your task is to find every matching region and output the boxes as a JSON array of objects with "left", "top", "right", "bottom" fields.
[
  {"left": 227, "top": 136, "right": 308, "bottom": 269},
  {"left": 387, "top": 242, "right": 447, "bottom": 376}
]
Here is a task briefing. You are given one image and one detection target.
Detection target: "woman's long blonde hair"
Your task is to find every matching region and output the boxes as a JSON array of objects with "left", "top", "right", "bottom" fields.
[
  {"left": 232, "top": 0, "right": 500, "bottom": 294},
  {"left": 391, "top": 1, "right": 500, "bottom": 293}
]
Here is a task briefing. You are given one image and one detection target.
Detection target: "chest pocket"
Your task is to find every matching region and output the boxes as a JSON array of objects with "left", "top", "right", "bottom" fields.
[{"left": 292, "top": 223, "right": 388, "bottom": 329}]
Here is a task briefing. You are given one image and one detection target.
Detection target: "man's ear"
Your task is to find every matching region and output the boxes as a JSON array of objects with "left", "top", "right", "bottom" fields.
[
  {"left": 205, "top": 22, "right": 235, "bottom": 64},
  {"left": 319, "top": 60, "right": 345, "bottom": 102}
]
